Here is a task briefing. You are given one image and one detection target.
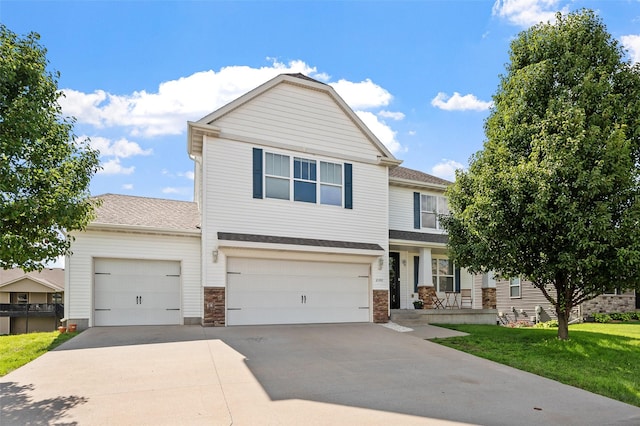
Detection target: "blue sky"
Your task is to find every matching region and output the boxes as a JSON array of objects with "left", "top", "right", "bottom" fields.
[{"left": 2, "top": 0, "right": 639, "bottom": 201}]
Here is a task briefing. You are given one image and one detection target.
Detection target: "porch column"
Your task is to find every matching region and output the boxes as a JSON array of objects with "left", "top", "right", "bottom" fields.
[
  {"left": 417, "top": 247, "right": 433, "bottom": 287},
  {"left": 481, "top": 272, "right": 497, "bottom": 309},
  {"left": 417, "top": 248, "right": 436, "bottom": 308}
]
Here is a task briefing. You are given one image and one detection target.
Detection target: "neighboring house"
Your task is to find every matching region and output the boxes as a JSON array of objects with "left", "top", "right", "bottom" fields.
[
  {"left": 0, "top": 268, "right": 64, "bottom": 334},
  {"left": 495, "top": 277, "right": 638, "bottom": 324},
  {"left": 65, "top": 73, "right": 497, "bottom": 329}
]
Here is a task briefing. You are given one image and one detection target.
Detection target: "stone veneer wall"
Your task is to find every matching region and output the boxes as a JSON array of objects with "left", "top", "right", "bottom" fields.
[
  {"left": 482, "top": 288, "right": 497, "bottom": 309},
  {"left": 417, "top": 286, "right": 437, "bottom": 309},
  {"left": 581, "top": 293, "right": 636, "bottom": 316},
  {"left": 203, "top": 287, "right": 226, "bottom": 326},
  {"left": 373, "top": 290, "right": 389, "bottom": 323}
]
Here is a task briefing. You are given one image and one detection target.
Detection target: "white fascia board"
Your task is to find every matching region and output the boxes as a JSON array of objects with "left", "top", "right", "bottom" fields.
[
  {"left": 187, "top": 121, "right": 221, "bottom": 156},
  {"left": 389, "top": 238, "right": 448, "bottom": 249},
  {"left": 87, "top": 223, "right": 201, "bottom": 238},
  {"left": 389, "top": 177, "right": 450, "bottom": 192},
  {"left": 218, "top": 239, "right": 384, "bottom": 258}
]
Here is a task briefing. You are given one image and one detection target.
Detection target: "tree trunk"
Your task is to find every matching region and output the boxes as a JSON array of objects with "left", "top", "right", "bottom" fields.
[
  {"left": 557, "top": 308, "right": 570, "bottom": 340},
  {"left": 555, "top": 273, "right": 571, "bottom": 340}
]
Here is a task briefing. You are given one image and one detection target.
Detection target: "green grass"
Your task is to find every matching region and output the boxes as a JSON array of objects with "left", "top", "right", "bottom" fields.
[
  {"left": 432, "top": 323, "right": 640, "bottom": 407},
  {"left": 0, "top": 331, "right": 79, "bottom": 376}
]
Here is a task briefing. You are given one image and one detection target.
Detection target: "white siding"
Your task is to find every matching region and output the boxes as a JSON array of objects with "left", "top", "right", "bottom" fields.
[
  {"left": 389, "top": 185, "right": 448, "bottom": 234},
  {"left": 214, "top": 83, "right": 381, "bottom": 162},
  {"left": 67, "top": 230, "right": 201, "bottom": 326},
  {"left": 202, "top": 92, "right": 389, "bottom": 289}
]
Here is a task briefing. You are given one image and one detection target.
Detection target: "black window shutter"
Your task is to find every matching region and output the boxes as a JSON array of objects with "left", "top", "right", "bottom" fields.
[
  {"left": 253, "top": 148, "right": 263, "bottom": 199},
  {"left": 413, "top": 256, "right": 420, "bottom": 292},
  {"left": 413, "top": 192, "right": 420, "bottom": 229},
  {"left": 455, "top": 267, "right": 461, "bottom": 292},
  {"left": 344, "top": 163, "right": 353, "bottom": 209}
]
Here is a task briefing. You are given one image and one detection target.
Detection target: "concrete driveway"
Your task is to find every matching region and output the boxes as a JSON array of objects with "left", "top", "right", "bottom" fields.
[{"left": 1, "top": 323, "right": 639, "bottom": 426}]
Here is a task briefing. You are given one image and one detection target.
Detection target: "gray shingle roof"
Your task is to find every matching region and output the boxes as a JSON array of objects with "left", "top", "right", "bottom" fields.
[
  {"left": 389, "top": 166, "right": 452, "bottom": 186},
  {"left": 91, "top": 194, "right": 200, "bottom": 232},
  {"left": 389, "top": 230, "right": 449, "bottom": 244},
  {"left": 218, "top": 232, "right": 384, "bottom": 251}
]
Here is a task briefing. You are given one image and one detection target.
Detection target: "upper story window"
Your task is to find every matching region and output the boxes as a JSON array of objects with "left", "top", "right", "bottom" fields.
[
  {"left": 14, "top": 292, "right": 28, "bottom": 304},
  {"left": 255, "top": 148, "right": 352, "bottom": 208},
  {"left": 265, "top": 153, "right": 290, "bottom": 200},
  {"left": 509, "top": 277, "right": 521, "bottom": 298},
  {"left": 320, "top": 162, "right": 342, "bottom": 206},
  {"left": 414, "top": 193, "right": 448, "bottom": 230}
]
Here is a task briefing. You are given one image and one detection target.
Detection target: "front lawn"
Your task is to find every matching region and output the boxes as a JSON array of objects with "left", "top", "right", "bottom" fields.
[
  {"left": 432, "top": 323, "right": 640, "bottom": 407},
  {"left": 0, "top": 331, "right": 78, "bottom": 376}
]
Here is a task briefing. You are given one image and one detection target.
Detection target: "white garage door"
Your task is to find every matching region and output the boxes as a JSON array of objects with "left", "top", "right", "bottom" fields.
[
  {"left": 227, "top": 258, "right": 370, "bottom": 326},
  {"left": 94, "top": 258, "right": 181, "bottom": 326}
]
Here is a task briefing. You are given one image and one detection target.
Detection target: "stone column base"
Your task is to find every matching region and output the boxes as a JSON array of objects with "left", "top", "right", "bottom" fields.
[
  {"left": 417, "top": 285, "right": 437, "bottom": 309},
  {"left": 482, "top": 287, "right": 496, "bottom": 309},
  {"left": 373, "top": 290, "right": 389, "bottom": 323},
  {"left": 203, "top": 287, "right": 226, "bottom": 326}
]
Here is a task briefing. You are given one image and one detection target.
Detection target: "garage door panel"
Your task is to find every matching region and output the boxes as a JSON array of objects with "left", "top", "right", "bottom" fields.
[
  {"left": 94, "top": 259, "right": 181, "bottom": 326},
  {"left": 227, "top": 258, "right": 370, "bottom": 325}
]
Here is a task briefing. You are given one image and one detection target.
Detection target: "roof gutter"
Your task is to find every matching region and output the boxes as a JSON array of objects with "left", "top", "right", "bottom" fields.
[{"left": 87, "top": 223, "right": 201, "bottom": 237}]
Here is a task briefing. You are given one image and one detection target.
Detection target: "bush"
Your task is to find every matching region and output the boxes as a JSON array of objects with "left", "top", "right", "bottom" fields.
[
  {"left": 534, "top": 320, "right": 559, "bottom": 328},
  {"left": 610, "top": 312, "right": 633, "bottom": 321},
  {"left": 593, "top": 313, "right": 612, "bottom": 323}
]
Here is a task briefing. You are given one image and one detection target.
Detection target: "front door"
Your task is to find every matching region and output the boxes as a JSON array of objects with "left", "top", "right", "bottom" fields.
[{"left": 389, "top": 252, "right": 400, "bottom": 309}]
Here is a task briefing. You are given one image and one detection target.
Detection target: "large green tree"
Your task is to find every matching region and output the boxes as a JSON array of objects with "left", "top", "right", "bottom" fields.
[
  {"left": 442, "top": 10, "right": 640, "bottom": 340},
  {"left": 1, "top": 25, "right": 100, "bottom": 271}
]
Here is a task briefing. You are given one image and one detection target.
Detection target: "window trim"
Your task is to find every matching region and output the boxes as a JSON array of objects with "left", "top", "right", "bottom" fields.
[
  {"left": 420, "top": 194, "right": 448, "bottom": 230},
  {"left": 261, "top": 150, "right": 346, "bottom": 207},
  {"left": 509, "top": 277, "right": 521, "bottom": 299},
  {"left": 431, "top": 256, "right": 455, "bottom": 293}
]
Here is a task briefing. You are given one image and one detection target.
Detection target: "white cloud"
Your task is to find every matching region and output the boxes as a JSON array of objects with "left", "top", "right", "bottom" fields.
[
  {"left": 431, "top": 92, "right": 493, "bottom": 111},
  {"left": 122, "top": 183, "right": 134, "bottom": 190},
  {"left": 621, "top": 35, "right": 640, "bottom": 64},
  {"left": 331, "top": 78, "right": 392, "bottom": 109},
  {"left": 492, "top": 0, "right": 568, "bottom": 27},
  {"left": 89, "top": 136, "right": 152, "bottom": 158},
  {"left": 378, "top": 110, "right": 405, "bottom": 121},
  {"left": 180, "top": 171, "right": 195, "bottom": 180},
  {"left": 99, "top": 158, "right": 135, "bottom": 175},
  {"left": 60, "top": 60, "right": 406, "bottom": 159},
  {"left": 59, "top": 60, "right": 319, "bottom": 138},
  {"left": 162, "top": 186, "right": 191, "bottom": 195},
  {"left": 356, "top": 111, "right": 404, "bottom": 155},
  {"left": 431, "top": 160, "right": 465, "bottom": 181}
]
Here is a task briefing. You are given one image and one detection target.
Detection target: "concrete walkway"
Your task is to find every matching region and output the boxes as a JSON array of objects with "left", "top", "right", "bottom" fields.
[{"left": 1, "top": 323, "right": 639, "bottom": 425}]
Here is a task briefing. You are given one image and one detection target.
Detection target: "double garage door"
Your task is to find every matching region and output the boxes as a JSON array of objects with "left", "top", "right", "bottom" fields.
[
  {"left": 94, "top": 258, "right": 181, "bottom": 326},
  {"left": 227, "top": 258, "right": 371, "bottom": 326}
]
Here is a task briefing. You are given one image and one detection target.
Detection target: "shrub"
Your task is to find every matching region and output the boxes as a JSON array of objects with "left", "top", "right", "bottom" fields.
[
  {"left": 610, "top": 312, "right": 633, "bottom": 321},
  {"left": 534, "top": 320, "right": 559, "bottom": 328},
  {"left": 593, "top": 313, "right": 612, "bottom": 323}
]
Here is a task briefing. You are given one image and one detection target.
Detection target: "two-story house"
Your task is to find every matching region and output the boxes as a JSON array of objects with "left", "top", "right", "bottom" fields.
[
  {"left": 0, "top": 268, "right": 64, "bottom": 334},
  {"left": 65, "top": 73, "right": 495, "bottom": 329}
]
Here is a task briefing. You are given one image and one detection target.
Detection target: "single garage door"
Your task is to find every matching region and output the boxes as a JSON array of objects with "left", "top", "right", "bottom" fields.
[
  {"left": 94, "top": 258, "right": 181, "bottom": 326},
  {"left": 227, "top": 258, "right": 370, "bottom": 326}
]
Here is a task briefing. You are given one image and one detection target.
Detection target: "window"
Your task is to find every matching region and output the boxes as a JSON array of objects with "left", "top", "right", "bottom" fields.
[
  {"left": 259, "top": 150, "right": 346, "bottom": 206},
  {"left": 265, "top": 153, "right": 290, "bottom": 200},
  {"left": 432, "top": 258, "right": 454, "bottom": 292},
  {"left": 293, "top": 157, "right": 317, "bottom": 203},
  {"left": 16, "top": 293, "right": 28, "bottom": 304},
  {"left": 320, "top": 161, "right": 342, "bottom": 206},
  {"left": 509, "top": 277, "right": 521, "bottom": 298},
  {"left": 420, "top": 194, "right": 448, "bottom": 229}
]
